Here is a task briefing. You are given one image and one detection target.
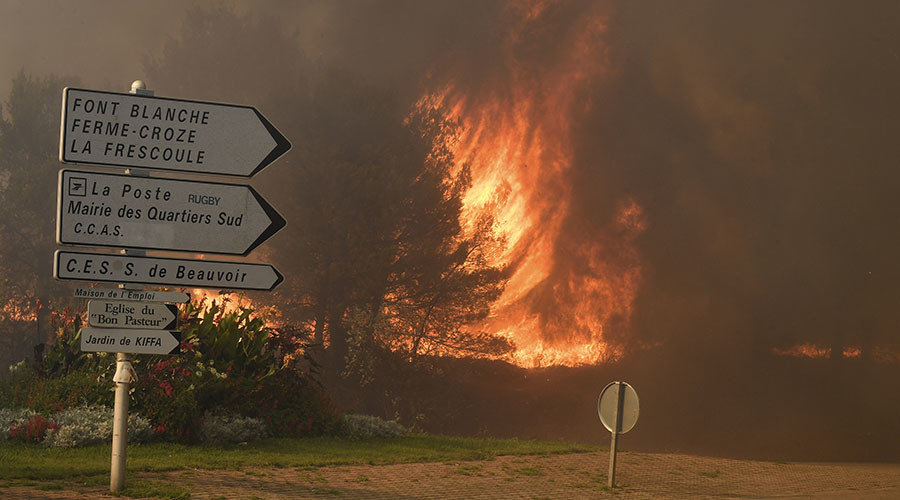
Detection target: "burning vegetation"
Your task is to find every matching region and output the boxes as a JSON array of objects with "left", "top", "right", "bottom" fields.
[
  {"left": 2, "top": 0, "right": 900, "bottom": 460},
  {"left": 416, "top": 0, "right": 644, "bottom": 367}
]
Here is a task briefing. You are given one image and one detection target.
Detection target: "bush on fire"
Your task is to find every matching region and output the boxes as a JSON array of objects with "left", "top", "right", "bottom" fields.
[{"left": 0, "top": 298, "right": 338, "bottom": 442}]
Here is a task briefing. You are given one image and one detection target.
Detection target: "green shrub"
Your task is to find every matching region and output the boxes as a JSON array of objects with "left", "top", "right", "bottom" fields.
[
  {"left": 43, "top": 405, "right": 153, "bottom": 448},
  {"left": 133, "top": 299, "right": 337, "bottom": 441},
  {"left": 217, "top": 364, "right": 339, "bottom": 438},
  {"left": 1, "top": 298, "right": 338, "bottom": 443},
  {"left": 0, "top": 407, "right": 37, "bottom": 440},
  {"left": 199, "top": 412, "right": 266, "bottom": 443},
  {"left": 9, "top": 414, "right": 58, "bottom": 443},
  {"left": 2, "top": 406, "right": 154, "bottom": 447},
  {"left": 339, "top": 414, "right": 407, "bottom": 439},
  {"left": 0, "top": 364, "right": 114, "bottom": 413}
]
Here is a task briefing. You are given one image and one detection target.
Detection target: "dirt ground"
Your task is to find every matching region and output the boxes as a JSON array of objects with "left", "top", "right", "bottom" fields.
[{"left": 3, "top": 450, "right": 899, "bottom": 499}]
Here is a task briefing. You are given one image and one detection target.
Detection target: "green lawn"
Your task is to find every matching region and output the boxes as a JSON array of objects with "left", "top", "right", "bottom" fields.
[{"left": 0, "top": 435, "right": 597, "bottom": 481}]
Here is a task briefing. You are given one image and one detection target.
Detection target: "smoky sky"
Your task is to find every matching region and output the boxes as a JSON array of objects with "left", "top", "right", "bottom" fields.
[
  {"left": 573, "top": 0, "right": 900, "bottom": 359},
  {"left": 3, "top": 0, "right": 900, "bottom": 361}
]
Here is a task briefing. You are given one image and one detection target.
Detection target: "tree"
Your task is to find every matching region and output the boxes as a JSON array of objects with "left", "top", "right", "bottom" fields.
[
  {"left": 279, "top": 98, "right": 511, "bottom": 373},
  {"left": 345, "top": 106, "right": 510, "bottom": 364},
  {"left": 142, "top": 6, "right": 510, "bottom": 375},
  {"left": 0, "top": 72, "right": 77, "bottom": 359}
]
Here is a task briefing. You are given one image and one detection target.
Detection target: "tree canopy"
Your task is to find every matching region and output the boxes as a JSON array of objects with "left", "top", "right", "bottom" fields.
[{"left": 142, "top": 6, "right": 510, "bottom": 374}]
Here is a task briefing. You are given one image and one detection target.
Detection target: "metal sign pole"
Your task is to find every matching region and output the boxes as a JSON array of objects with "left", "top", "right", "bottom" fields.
[
  {"left": 109, "top": 350, "right": 131, "bottom": 492},
  {"left": 110, "top": 78, "right": 153, "bottom": 494},
  {"left": 608, "top": 381, "right": 625, "bottom": 488}
]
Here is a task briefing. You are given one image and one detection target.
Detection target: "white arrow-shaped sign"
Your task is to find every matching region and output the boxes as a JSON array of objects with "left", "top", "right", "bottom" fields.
[
  {"left": 81, "top": 327, "right": 180, "bottom": 355},
  {"left": 57, "top": 169, "right": 285, "bottom": 255},
  {"left": 74, "top": 287, "right": 190, "bottom": 303},
  {"left": 88, "top": 300, "right": 178, "bottom": 330},
  {"left": 59, "top": 88, "right": 290, "bottom": 177},
  {"left": 54, "top": 250, "right": 283, "bottom": 291}
]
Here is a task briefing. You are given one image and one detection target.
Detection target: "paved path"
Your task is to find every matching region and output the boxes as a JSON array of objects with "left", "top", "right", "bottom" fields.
[{"left": 3, "top": 451, "right": 900, "bottom": 499}]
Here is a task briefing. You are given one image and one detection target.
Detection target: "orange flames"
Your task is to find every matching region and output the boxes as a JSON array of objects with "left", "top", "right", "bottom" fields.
[
  {"left": 772, "top": 343, "right": 832, "bottom": 359},
  {"left": 1, "top": 301, "right": 39, "bottom": 322},
  {"left": 189, "top": 289, "right": 280, "bottom": 321},
  {"left": 422, "top": 1, "right": 644, "bottom": 367},
  {"left": 770, "top": 343, "right": 897, "bottom": 361},
  {"left": 190, "top": 289, "right": 253, "bottom": 315}
]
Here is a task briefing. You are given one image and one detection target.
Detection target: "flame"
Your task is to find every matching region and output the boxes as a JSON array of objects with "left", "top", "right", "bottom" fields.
[
  {"left": 421, "top": 1, "right": 644, "bottom": 367},
  {"left": 188, "top": 289, "right": 279, "bottom": 320},
  {"left": 772, "top": 343, "right": 831, "bottom": 359},
  {"left": 771, "top": 343, "right": 900, "bottom": 361},
  {"left": 189, "top": 289, "right": 254, "bottom": 315},
  {"left": 1, "top": 301, "right": 39, "bottom": 322},
  {"left": 842, "top": 346, "right": 861, "bottom": 359}
]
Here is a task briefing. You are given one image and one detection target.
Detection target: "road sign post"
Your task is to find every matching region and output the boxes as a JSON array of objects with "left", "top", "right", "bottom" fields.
[
  {"left": 74, "top": 287, "right": 190, "bottom": 303},
  {"left": 60, "top": 87, "right": 290, "bottom": 177},
  {"left": 88, "top": 300, "right": 178, "bottom": 329},
  {"left": 110, "top": 352, "right": 133, "bottom": 493},
  {"left": 598, "top": 381, "right": 639, "bottom": 488},
  {"left": 57, "top": 169, "right": 285, "bottom": 255},
  {"left": 109, "top": 81, "right": 156, "bottom": 494},
  {"left": 55, "top": 80, "right": 289, "bottom": 494},
  {"left": 55, "top": 250, "right": 283, "bottom": 291},
  {"left": 81, "top": 327, "right": 180, "bottom": 355}
]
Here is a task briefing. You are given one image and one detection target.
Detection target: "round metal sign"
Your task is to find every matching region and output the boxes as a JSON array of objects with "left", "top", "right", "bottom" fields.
[{"left": 598, "top": 381, "right": 639, "bottom": 434}]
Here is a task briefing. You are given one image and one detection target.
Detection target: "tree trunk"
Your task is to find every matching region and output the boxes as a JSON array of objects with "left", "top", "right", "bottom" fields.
[
  {"left": 326, "top": 307, "right": 349, "bottom": 370},
  {"left": 313, "top": 310, "right": 325, "bottom": 345}
]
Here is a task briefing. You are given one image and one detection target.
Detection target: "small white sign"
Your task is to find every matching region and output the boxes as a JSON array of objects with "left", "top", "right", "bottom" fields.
[
  {"left": 55, "top": 250, "right": 283, "bottom": 291},
  {"left": 60, "top": 88, "right": 290, "bottom": 177},
  {"left": 73, "top": 287, "right": 190, "bottom": 303},
  {"left": 88, "top": 300, "right": 177, "bottom": 330},
  {"left": 598, "top": 381, "right": 639, "bottom": 434},
  {"left": 80, "top": 326, "right": 180, "bottom": 355},
  {"left": 57, "top": 169, "right": 285, "bottom": 255}
]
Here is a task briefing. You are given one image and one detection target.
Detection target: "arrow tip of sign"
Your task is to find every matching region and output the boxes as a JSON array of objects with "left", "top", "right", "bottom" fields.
[
  {"left": 250, "top": 109, "right": 291, "bottom": 177},
  {"left": 243, "top": 188, "right": 286, "bottom": 255},
  {"left": 170, "top": 330, "right": 182, "bottom": 354},
  {"left": 272, "top": 266, "right": 284, "bottom": 290}
]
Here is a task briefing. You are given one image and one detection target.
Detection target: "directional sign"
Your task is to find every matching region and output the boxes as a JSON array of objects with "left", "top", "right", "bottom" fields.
[
  {"left": 57, "top": 169, "right": 285, "bottom": 255},
  {"left": 598, "top": 381, "right": 639, "bottom": 434},
  {"left": 88, "top": 300, "right": 177, "bottom": 330},
  {"left": 55, "top": 250, "right": 283, "bottom": 291},
  {"left": 81, "top": 326, "right": 180, "bottom": 355},
  {"left": 59, "top": 87, "right": 290, "bottom": 177},
  {"left": 74, "top": 287, "right": 190, "bottom": 303}
]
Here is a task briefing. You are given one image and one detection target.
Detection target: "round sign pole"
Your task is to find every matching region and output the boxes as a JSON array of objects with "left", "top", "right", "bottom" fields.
[
  {"left": 109, "top": 351, "right": 132, "bottom": 492},
  {"left": 608, "top": 382, "right": 622, "bottom": 488},
  {"left": 110, "top": 79, "right": 153, "bottom": 493},
  {"left": 598, "top": 381, "right": 639, "bottom": 489}
]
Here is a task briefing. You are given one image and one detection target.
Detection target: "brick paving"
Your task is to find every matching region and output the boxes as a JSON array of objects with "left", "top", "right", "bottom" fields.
[{"left": 3, "top": 451, "right": 900, "bottom": 499}]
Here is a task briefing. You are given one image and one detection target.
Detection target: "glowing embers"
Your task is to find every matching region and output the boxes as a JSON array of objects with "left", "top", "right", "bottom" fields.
[
  {"left": 772, "top": 343, "right": 899, "bottom": 362},
  {"left": 189, "top": 289, "right": 277, "bottom": 320},
  {"left": 0, "top": 301, "right": 39, "bottom": 322},
  {"left": 772, "top": 343, "right": 831, "bottom": 359}
]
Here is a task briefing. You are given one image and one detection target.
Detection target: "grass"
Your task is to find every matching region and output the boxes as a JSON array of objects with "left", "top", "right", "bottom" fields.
[
  {"left": 698, "top": 468, "right": 721, "bottom": 478},
  {"left": 0, "top": 434, "right": 595, "bottom": 481},
  {"left": 514, "top": 466, "right": 545, "bottom": 477},
  {"left": 452, "top": 464, "right": 483, "bottom": 476}
]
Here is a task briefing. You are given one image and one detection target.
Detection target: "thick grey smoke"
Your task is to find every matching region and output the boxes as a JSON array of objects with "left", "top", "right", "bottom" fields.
[
  {"left": 3, "top": 0, "right": 899, "bottom": 458},
  {"left": 576, "top": 0, "right": 900, "bottom": 357}
]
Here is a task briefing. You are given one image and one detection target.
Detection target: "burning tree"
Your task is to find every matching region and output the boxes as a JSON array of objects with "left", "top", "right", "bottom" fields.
[
  {"left": 145, "top": 6, "right": 512, "bottom": 375},
  {"left": 340, "top": 106, "right": 512, "bottom": 367},
  {"left": 279, "top": 97, "right": 513, "bottom": 373}
]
